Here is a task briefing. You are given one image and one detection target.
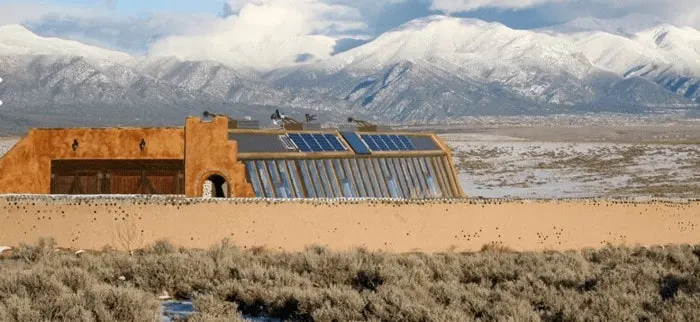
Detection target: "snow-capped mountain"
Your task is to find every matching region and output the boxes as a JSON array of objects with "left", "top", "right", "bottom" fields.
[
  {"left": 0, "top": 15, "right": 698, "bottom": 133},
  {"left": 270, "top": 16, "right": 693, "bottom": 120},
  {"left": 542, "top": 15, "right": 700, "bottom": 101},
  {"left": 0, "top": 24, "right": 131, "bottom": 67}
]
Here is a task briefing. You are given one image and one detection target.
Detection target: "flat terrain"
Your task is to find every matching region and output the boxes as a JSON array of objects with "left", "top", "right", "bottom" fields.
[
  {"left": 449, "top": 133, "right": 700, "bottom": 199},
  {"left": 438, "top": 125, "right": 700, "bottom": 144}
]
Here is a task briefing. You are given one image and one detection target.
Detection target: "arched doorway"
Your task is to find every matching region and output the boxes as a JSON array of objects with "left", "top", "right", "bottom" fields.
[{"left": 203, "top": 174, "right": 228, "bottom": 198}]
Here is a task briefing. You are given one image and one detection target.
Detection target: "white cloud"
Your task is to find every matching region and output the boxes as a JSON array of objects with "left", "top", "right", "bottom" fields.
[
  {"left": 148, "top": 0, "right": 371, "bottom": 69},
  {"left": 429, "top": 0, "right": 700, "bottom": 28},
  {"left": 0, "top": 2, "right": 96, "bottom": 25},
  {"left": 430, "top": 0, "right": 563, "bottom": 12}
]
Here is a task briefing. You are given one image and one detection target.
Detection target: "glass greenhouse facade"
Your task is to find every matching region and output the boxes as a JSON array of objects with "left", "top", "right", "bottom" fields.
[{"left": 231, "top": 130, "right": 463, "bottom": 199}]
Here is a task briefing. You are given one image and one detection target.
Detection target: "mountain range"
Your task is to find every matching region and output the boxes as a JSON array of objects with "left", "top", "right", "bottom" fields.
[{"left": 0, "top": 14, "right": 699, "bottom": 134}]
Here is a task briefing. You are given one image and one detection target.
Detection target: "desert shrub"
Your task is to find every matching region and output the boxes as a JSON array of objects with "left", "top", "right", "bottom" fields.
[
  {"left": 189, "top": 295, "right": 243, "bottom": 322},
  {"left": 0, "top": 263, "right": 159, "bottom": 321},
  {"left": 85, "top": 284, "right": 160, "bottom": 321},
  {"left": 12, "top": 237, "right": 57, "bottom": 263},
  {"left": 149, "top": 239, "right": 178, "bottom": 255},
  {"left": 1, "top": 240, "right": 700, "bottom": 321}
]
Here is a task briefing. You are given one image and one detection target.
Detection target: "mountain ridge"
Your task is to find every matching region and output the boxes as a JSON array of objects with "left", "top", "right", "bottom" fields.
[{"left": 0, "top": 14, "right": 698, "bottom": 133}]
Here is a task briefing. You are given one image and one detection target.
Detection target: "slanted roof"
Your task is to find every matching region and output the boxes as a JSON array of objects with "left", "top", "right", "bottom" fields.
[{"left": 228, "top": 128, "right": 445, "bottom": 157}]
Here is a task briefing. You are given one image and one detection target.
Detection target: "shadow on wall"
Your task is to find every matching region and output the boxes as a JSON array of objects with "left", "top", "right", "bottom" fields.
[{"left": 203, "top": 175, "right": 229, "bottom": 198}]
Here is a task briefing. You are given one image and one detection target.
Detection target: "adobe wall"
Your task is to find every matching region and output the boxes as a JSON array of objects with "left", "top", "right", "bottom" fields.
[
  {"left": 184, "top": 117, "right": 254, "bottom": 198},
  {"left": 0, "top": 196, "right": 697, "bottom": 253},
  {"left": 0, "top": 128, "right": 185, "bottom": 194}
]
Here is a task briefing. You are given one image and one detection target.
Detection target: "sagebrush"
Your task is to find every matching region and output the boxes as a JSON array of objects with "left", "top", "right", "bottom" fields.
[{"left": 1, "top": 238, "right": 699, "bottom": 321}]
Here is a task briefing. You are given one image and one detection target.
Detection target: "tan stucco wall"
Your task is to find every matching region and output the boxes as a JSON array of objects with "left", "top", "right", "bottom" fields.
[
  {"left": 0, "top": 128, "right": 185, "bottom": 194},
  {"left": 0, "top": 197, "right": 697, "bottom": 253},
  {"left": 184, "top": 117, "right": 254, "bottom": 198}
]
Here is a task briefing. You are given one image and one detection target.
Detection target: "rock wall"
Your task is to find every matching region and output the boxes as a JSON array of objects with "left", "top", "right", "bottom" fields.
[{"left": 1, "top": 196, "right": 698, "bottom": 253}]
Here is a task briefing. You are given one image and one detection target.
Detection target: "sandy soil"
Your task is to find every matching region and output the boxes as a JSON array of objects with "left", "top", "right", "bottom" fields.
[{"left": 1, "top": 196, "right": 698, "bottom": 253}]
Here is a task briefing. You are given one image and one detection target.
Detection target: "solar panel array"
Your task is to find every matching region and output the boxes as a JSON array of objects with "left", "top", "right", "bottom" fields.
[
  {"left": 360, "top": 134, "right": 416, "bottom": 151},
  {"left": 287, "top": 133, "right": 347, "bottom": 152},
  {"left": 340, "top": 132, "right": 371, "bottom": 155}
]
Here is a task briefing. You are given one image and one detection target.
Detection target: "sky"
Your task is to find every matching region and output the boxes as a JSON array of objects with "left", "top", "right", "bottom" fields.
[{"left": 1, "top": 0, "right": 699, "bottom": 56}]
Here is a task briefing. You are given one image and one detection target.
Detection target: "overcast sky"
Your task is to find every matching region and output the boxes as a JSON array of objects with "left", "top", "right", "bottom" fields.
[{"left": 1, "top": 0, "right": 699, "bottom": 55}]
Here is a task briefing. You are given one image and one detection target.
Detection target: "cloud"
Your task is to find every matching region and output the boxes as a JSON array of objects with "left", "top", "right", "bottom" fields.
[
  {"left": 148, "top": 0, "right": 374, "bottom": 68},
  {"left": 0, "top": 2, "right": 95, "bottom": 25},
  {"left": 3, "top": 0, "right": 698, "bottom": 65},
  {"left": 25, "top": 13, "right": 217, "bottom": 55},
  {"left": 102, "top": 0, "right": 118, "bottom": 10},
  {"left": 221, "top": 0, "right": 251, "bottom": 15},
  {"left": 428, "top": 0, "right": 700, "bottom": 28},
  {"left": 430, "top": 0, "right": 563, "bottom": 13}
]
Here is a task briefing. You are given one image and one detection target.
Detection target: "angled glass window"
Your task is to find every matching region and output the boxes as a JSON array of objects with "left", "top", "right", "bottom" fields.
[
  {"left": 385, "top": 158, "right": 406, "bottom": 198},
  {"left": 408, "top": 158, "right": 428, "bottom": 198},
  {"left": 333, "top": 159, "right": 355, "bottom": 198},
  {"left": 404, "top": 158, "right": 423, "bottom": 197},
  {"left": 305, "top": 160, "right": 325, "bottom": 198},
  {"left": 266, "top": 161, "right": 288, "bottom": 198},
  {"left": 406, "top": 158, "right": 426, "bottom": 198},
  {"left": 370, "top": 159, "right": 389, "bottom": 198},
  {"left": 324, "top": 159, "right": 343, "bottom": 198},
  {"left": 420, "top": 157, "right": 442, "bottom": 198},
  {"left": 277, "top": 160, "right": 296, "bottom": 198},
  {"left": 298, "top": 160, "right": 317, "bottom": 198},
  {"left": 256, "top": 160, "right": 275, "bottom": 198},
  {"left": 355, "top": 159, "right": 376, "bottom": 198},
  {"left": 441, "top": 156, "right": 460, "bottom": 197},
  {"left": 342, "top": 159, "right": 363, "bottom": 198},
  {"left": 439, "top": 157, "right": 458, "bottom": 198},
  {"left": 395, "top": 158, "right": 412, "bottom": 198},
  {"left": 397, "top": 158, "right": 416, "bottom": 198},
  {"left": 285, "top": 160, "right": 305, "bottom": 198},
  {"left": 433, "top": 157, "right": 452, "bottom": 198},
  {"left": 379, "top": 159, "right": 400, "bottom": 198},
  {"left": 391, "top": 158, "right": 410, "bottom": 198},
  {"left": 245, "top": 161, "right": 264, "bottom": 198},
  {"left": 315, "top": 160, "right": 335, "bottom": 198},
  {"left": 350, "top": 159, "right": 370, "bottom": 198}
]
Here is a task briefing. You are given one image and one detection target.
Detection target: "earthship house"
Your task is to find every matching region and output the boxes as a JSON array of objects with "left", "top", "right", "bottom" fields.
[{"left": 0, "top": 113, "right": 464, "bottom": 199}]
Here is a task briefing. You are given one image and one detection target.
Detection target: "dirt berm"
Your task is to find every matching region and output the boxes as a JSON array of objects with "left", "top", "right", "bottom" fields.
[{"left": 1, "top": 196, "right": 698, "bottom": 252}]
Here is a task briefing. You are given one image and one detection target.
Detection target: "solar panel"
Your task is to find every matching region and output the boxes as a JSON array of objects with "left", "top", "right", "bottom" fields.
[
  {"left": 286, "top": 133, "right": 347, "bottom": 153},
  {"left": 362, "top": 135, "right": 380, "bottom": 151},
  {"left": 340, "top": 132, "right": 371, "bottom": 154},
  {"left": 314, "top": 134, "right": 333, "bottom": 151},
  {"left": 389, "top": 135, "right": 408, "bottom": 151},
  {"left": 324, "top": 134, "right": 346, "bottom": 151},
  {"left": 300, "top": 134, "right": 322, "bottom": 152},
  {"left": 399, "top": 136, "right": 416, "bottom": 150},
  {"left": 288, "top": 133, "right": 312, "bottom": 152},
  {"left": 368, "top": 135, "right": 387, "bottom": 151},
  {"left": 380, "top": 135, "right": 398, "bottom": 150},
  {"left": 358, "top": 134, "right": 421, "bottom": 152}
]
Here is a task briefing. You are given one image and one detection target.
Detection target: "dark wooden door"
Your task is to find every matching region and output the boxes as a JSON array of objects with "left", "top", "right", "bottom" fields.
[{"left": 50, "top": 160, "right": 184, "bottom": 195}]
